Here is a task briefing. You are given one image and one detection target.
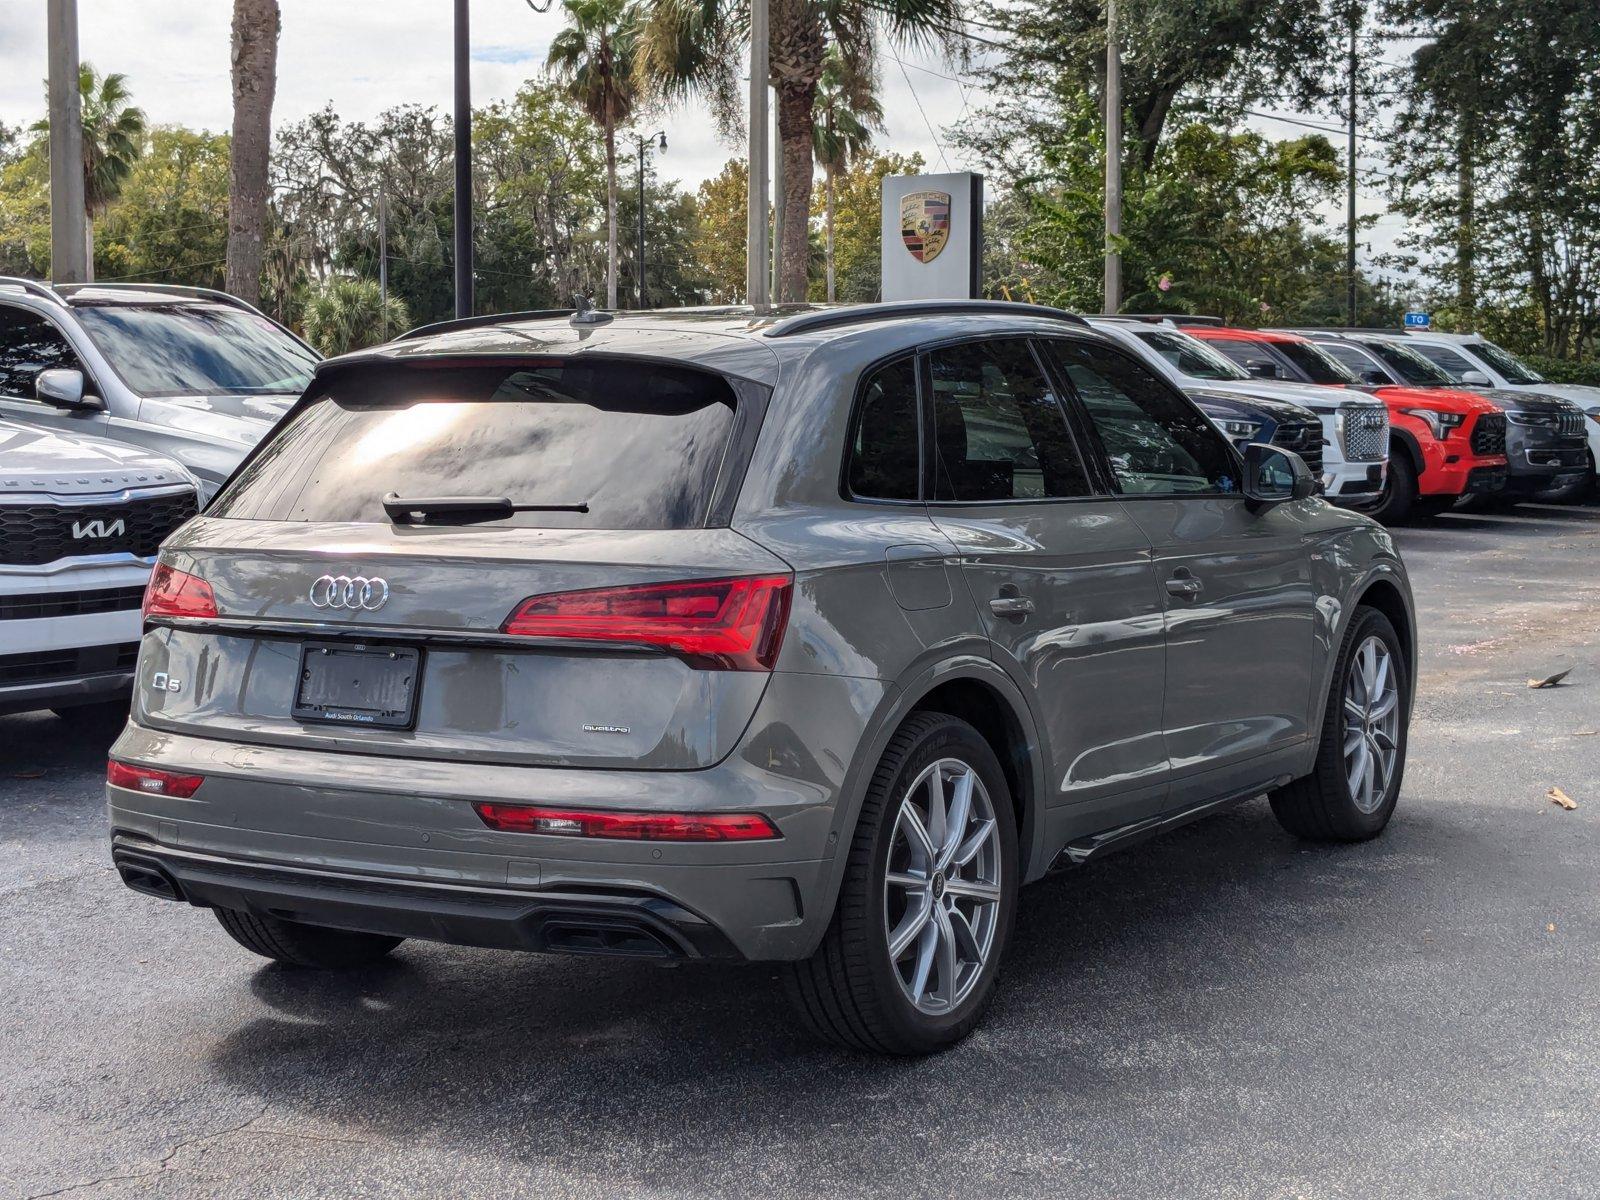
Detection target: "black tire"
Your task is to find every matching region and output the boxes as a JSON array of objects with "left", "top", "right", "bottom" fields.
[
  {"left": 785, "top": 712, "right": 1019, "bottom": 1055},
  {"left": 1370, "top": 452, "right": 1418, "bottom": 525},
  {"left": 1270, "top": 607, "right": 1410, "bottom": 842},
  {"left": 214, "top": 907, "right": 403, "bottom": 968}
]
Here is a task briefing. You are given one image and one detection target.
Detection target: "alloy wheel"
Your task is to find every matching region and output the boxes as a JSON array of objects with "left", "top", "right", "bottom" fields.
[
  {"left": 882, "top": 758, "right": 1003, "bottom": 1015},
  {"left": 1343, "top": 635, "right": 1400, "bottom": 814}
]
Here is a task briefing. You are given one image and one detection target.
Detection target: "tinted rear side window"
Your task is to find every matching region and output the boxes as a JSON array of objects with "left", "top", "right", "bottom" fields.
[
  {"left": 847, "top": 356, "right": 921, "bottom": 500},
  {"left": 928, "top": 339, "right": 1092, "bottom": 502},
  {"left": 210, "top": 360, "right": 740, "bottom": 529}
]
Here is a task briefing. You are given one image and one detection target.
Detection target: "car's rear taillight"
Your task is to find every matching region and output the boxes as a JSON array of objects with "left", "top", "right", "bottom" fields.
[
  {"left": 474, "top": 803, "right": 779, "bottom": 841},
  {"left": 500, "top": 574, "right": 792, "bottom": 671},
  {"left": 142, "top": 564, "right": 217, "bottom": 622},
  {"left": 107, "top": 760, "right": 204, "bottom": 798}
]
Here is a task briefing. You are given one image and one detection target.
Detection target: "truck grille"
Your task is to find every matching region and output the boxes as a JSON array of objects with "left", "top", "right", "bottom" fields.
[
  {"left": 1272, "top": 418, "right": 1324, "bottom": 478},
  {"left": 0, "top": 585, "right": 148, "bottom": 622},
  {"left": 1342, "top": 408, "right": 1389, "bottom": 462},
  {"left": 0, "top": 491, "right": 196, "bottom": 568},
  {"left": 1557, "top": 411, "right": 1586, "bottom": 439},
  {"left": 0, "top": 642, "right": 139, "bottom": 687},
  {"left": 1471, "top": 413, "right": 1507, "bottom": 456}
]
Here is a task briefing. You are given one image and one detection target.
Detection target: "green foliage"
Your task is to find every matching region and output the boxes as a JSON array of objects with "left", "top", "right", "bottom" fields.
[
  {"left": 95, "top": 128, "right": 230, "bottom": 286},
  {"left": 301, "top": 276, "right": 410, "bottom": 355},
  {"left": 807, "top": 150, "right": 926, "bottom": 303},
  {"left": 957, "top": 80, "right": 1388, "bottom": 324},
  {"left": 1385, "top": 0, "right": 1600, "bottom": 357},
  {"left": 694, "top": 158, "right": 748, "bottom": 303},
  {"left": 29, "top": 64, "right": 147, "bottom": 218},
  {"left": 1521, "top": 355, "right": 1600, "bottom": 386}
]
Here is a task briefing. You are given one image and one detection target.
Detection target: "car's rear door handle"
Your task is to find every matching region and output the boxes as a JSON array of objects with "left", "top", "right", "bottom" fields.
[
  {"left": 1165, "top": 572, "right": 1203, "bottom": 599},
  {"left": 989, "top": 596, "right": 1035, "bottom": 616}
]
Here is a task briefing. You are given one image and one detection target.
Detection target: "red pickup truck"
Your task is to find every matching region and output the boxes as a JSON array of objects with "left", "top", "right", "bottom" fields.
[{"left": 1179, "top": 324, "right": 1508, "bottom": 523}]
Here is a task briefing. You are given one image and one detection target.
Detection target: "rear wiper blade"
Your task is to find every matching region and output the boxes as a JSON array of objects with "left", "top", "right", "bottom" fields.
[{"left": 382, "top": 493, "right": 589, "bottom": 525}]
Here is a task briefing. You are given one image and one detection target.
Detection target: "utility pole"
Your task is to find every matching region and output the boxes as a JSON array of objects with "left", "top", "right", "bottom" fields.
[
  {"left": 377, "top": 190, "right": 389, "bottom": 337},
  {"left": 1346, "top": 2, "right": 1358, "bottom": 327},
  {"left": 745, "top": 0, "right": 770, "bottom": 309},
  {"left": 630, "top": 131, "right": 666, "bottom": 310},
  {"left": 452, "top": 0, "right": 473, "bottom": 319},
  {"left": 638, "top": 138, "right": 647, "bottom": 309},
  {"left": 772, "top": 96, "right": 783, "bottom": 302},
  {"left": 1103, "top": 0, "right": 1122, "bottom": 314},
  {"left": 47, "top": 0, "right": 88, "bottom": 284}
]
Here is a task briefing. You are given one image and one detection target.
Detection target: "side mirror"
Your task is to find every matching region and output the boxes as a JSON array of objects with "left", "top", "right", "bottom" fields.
[
  {"left": 1246, "top": 362, "right": 1280, "bottom": 379},
  {"left": 35, "top": 368, "right": 101, "bottom": 411},
  {"left": 1460, "top": 369, "right": 1491, "bottom": 386},
  {"left": 1243, "top": 442, "right": 1315, "bottom": 505},
  {"left": 1363, "top": 368, "right": 1390, "bottom": 386}
]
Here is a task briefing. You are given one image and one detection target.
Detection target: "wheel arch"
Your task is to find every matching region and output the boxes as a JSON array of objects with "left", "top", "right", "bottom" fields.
[{"left": 802, "top": 656, "right": 1050, "bottom": 957}]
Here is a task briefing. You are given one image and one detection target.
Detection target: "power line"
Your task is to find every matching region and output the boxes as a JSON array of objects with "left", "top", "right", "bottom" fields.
[{"left": 892, "top": 55, "right": 952, "bottom": 172}]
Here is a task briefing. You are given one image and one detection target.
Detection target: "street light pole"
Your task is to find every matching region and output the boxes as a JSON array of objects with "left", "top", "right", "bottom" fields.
[
  {"left": 47, "top": 0, "right": 88, "bottom": 284},
  {"left": 631, "top": 131, "right": 666, "bottom": 310},
  {"left": 452, "top": 0, "right": 473, "bottom": 319},
  {"left": 746, "top": 0, "right": 770, "bottom": 309},
  {"left": 1103, "top": 0, "right": 1122, "bottom": 314},
  {"left": 1345, "top": 2, "right": 1359, "bottom": 327}
]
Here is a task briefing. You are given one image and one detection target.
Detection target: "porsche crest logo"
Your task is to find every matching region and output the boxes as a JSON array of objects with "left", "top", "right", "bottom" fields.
[{"left": 900, "top": 190, "right": 951, "bottom": 263}]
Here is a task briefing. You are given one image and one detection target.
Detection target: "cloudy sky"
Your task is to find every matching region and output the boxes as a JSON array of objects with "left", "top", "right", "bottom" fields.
[{"left": 0, "top": 0, "right": 1406, "bottom": 276}]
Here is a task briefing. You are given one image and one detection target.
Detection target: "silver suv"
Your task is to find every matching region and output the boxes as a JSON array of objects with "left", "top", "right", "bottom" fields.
[
  {"left": 0, "top": 279, "right": 320, "bottom": 501},
  {"left": 108, "top": 302, "right": 1416, "bottom": 1054}
]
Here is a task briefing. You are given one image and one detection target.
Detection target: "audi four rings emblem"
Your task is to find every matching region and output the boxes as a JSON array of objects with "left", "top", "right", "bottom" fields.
[{"left": 308, "top": 575, "right": 390, "bottom": 611}]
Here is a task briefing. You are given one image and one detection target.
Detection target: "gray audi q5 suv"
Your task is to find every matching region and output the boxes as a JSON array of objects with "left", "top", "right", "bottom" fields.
[{"left": 109, "top": 301, "right": 1416, "bottom": 1054}]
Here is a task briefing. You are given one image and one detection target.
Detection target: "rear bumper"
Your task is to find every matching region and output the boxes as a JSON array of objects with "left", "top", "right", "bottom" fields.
[
  {"left": 106, "top": 671, "right": 883, "bottom": 961},
  {"left": 112, "top": 834, "right": 742, "bottom": 960}
]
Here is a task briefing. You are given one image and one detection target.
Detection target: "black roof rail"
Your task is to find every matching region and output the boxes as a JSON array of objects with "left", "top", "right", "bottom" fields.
[
  {"left": 1164, "top": 315, "right": 1227, "bottom": 326},
  {"left": 54, "top": 281, "right": 267, "bottom": 318},
  {"left": 397, "top": 309, "right": 580, "bottom": 341},
  {"left": 1092, "top": 313, "right": 1184, "bottom": 324},
  {"left": 763, "top": 300, "right": 1089, "bottom": 339},
  {"left": 0, "top": 276, "right": 66, "bottom": 305}
]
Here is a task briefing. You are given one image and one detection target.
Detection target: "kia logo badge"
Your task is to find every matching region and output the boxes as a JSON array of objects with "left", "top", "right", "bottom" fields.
[{"left": 308, "top": 575, "right": 389, "bottom": 611}]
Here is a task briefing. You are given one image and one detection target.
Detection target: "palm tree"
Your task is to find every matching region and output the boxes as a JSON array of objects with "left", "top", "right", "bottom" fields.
[
  {"left": 33, "top": 64, "right": 146, "bottom": 279},
  {"left": 301, "top": 277, "right": 410, "bottom": 355},
  {"left": 226, "top": 0, "right": 281, "bottom": 304},
  {"left": 549, "top": 0, "right": 642, "bottom": 310},
  {"left": 636, "top": 0, "right": 962, "bottom": 303},
  {"left": 812, "top": 48, "right": 881, "bottom": 302}
]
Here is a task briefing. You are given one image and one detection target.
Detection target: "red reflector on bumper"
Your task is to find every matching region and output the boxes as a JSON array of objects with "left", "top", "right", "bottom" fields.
[
  {"left": 107, "top": 760, "right": 204, "bottom": 798},
  {"left": 474, "top": 803, "right": 779, "bottom": 842}
]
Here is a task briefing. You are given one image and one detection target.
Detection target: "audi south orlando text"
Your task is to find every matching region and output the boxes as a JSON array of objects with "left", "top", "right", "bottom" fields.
[{"left": 109, "top": 301, "right": 1416, "bottom": 1055}]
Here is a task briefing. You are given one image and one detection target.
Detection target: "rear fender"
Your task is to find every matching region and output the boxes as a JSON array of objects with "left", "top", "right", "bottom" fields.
[{"left": 799, "top": 654, "right": 1049, "bottom": 957}]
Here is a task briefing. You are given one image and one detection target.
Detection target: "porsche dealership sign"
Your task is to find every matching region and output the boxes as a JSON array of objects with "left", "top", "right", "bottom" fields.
[{"left": 881, "top": 172, "right": 983, "bottom": 300}]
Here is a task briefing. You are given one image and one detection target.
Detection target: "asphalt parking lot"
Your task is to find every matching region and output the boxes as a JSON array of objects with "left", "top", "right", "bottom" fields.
[{"left": 3, "top": 500, "right": 1598, "bottom": 1200}]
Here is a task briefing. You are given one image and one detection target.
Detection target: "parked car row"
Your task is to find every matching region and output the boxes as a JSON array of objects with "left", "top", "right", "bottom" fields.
[
  {"left": 1, "top": 278, "right": 314, "bottom": 715},
  {"left": 1152, "top": 318, "right": 1598, "bottom": 524}
]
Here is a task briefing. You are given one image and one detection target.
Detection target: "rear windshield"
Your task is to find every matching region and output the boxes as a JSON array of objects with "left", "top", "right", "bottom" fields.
[{"left": 209, "top": 360, "right": 741, "bottom": 529}]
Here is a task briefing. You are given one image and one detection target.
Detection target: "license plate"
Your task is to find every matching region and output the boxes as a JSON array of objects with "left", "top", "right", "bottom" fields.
[{"left": 292, "top": 643, "right": 421, "bottom": 729}]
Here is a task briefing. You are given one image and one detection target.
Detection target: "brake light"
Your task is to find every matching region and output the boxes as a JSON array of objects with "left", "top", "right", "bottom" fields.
[
  {"left": 107, "top": 760, "right": 204, "bottom": 798},
  {"left": 474, "top": 803, "right": 779, "bottom": 841},
  {"left": 501, "top": 574, "right": 792, "bottom": 670},
  {"left": 142, "top": 564, "right": 217, "bottom": 622}
]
